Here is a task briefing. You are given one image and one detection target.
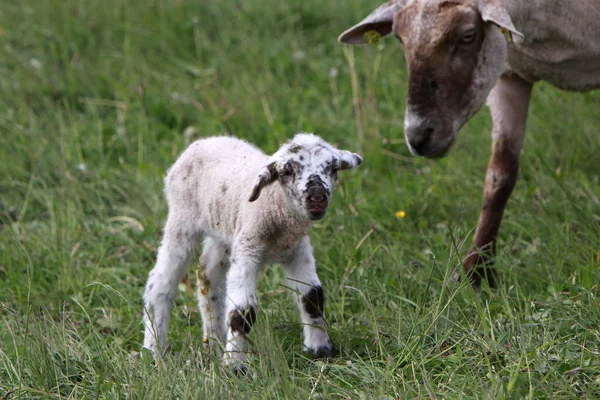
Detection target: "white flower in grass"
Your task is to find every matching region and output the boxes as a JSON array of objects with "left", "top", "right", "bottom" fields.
[
  {"left": 293, "top": 50, "right": 306, "bottom": 61},
  {"left": 30, "top": 58, "right": 42, "bottom": 70}
]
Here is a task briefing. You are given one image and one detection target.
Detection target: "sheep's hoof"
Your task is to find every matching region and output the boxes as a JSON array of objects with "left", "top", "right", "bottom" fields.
[
  {"left": 306, "top": 344, "right": 336, "bottom": 360},
  {"left": 462, "top": 250, "right": 498, "bottom": 288}
]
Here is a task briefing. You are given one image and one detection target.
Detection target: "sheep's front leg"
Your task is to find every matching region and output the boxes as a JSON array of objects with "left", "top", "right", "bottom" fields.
[
  {"left": 463, "top": 73, "right": 533, "bottom": 287},
  {"left": 197, "top": 238, "right": 228, "bottom": 349},
  {"left": 223, "top": 246, "right": 262, "bottom": 369},
  {"left": 284, "top": 237, "right": 334, "bottom": 358}
]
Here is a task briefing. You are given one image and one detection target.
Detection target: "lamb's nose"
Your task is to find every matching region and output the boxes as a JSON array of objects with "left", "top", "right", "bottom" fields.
[{"left": 308, "top": 192, "right": 326, "bottom": 203}]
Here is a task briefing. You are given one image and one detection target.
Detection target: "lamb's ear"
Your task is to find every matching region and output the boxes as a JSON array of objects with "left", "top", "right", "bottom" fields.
[
  {"left": 337, "top": 150, "right": 363, "bottom": 171},
  {"left": 248, "top": 161, "right": 278, "bottom": 202},
  {"left": 479, "top": 0, "right": 524, "bottom": 43},
  {"left": 338, "top": 0, "right": 406, "bottom": 45}
]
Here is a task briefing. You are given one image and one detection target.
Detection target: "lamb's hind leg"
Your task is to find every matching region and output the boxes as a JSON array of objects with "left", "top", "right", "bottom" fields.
[
  {"left": 196, "top": 238, "right": 228, "bottom": 349},
  {"left": 142, "top": 218, "right": 198, "bottom": 358},
  {"left": 463, "top": 73, "right": 533, "bottom": 287}
]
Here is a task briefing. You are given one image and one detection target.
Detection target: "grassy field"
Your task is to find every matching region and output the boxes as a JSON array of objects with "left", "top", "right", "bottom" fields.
[{"left": 1, "top": 0, "right": 599, "bottom": 398}]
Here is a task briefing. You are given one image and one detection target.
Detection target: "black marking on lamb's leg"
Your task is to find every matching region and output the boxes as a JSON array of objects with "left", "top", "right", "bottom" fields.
[
  {"left": 302, "top": 286, "right": 324, "bottom": 319},
  {"left": 229, "top": 306, "right": 257, "bottom": 335}
]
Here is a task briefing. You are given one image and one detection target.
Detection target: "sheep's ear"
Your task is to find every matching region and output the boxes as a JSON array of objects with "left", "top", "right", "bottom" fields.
[
  {"left": 338, "top": 0, "right": 406, "bottom": 45},
  {"left": 337, "top": 150, "right": 363, "bottom": 171},
  {"left": 248, "top": 161, "right": 278, "bottom": 202},
  {"left": 479, "top": 0, "right": 524, "bottom": 43}
]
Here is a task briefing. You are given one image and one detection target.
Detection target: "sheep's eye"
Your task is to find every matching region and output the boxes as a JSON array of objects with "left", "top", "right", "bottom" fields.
[
  {"left": 280, "top": 168, "right": 293, "bottom": 178},
  {"left": 461, "top": 30, "right": 476, "bottom": 43}
]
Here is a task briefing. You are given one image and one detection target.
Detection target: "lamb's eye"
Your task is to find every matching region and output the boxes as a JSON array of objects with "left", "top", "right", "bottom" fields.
[
  {"left": 281, "top": 168, "right": 293, "bottom": 178},
  {"left": 461, "top": 30, "right": 476, "bottom": 43}
]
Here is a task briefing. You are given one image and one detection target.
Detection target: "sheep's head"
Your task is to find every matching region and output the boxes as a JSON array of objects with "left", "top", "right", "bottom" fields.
[
  {"left": 338, "top": 0, "right": 523, "bottom": 158},
  {"left": 248, "top": 133, "right": 362, "bottom": 220}
]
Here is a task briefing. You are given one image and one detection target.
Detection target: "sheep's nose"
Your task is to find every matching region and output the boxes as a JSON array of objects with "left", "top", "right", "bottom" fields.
[
  {"left": 406, "top": 124, "right": 435, "bottom": 154},
  {"left": 306, "top": 181, "right": 328, "bottom": 204},
  {"left": 305, "top": 182, "right": 329, "bottom": 220},
  {"left": 404, "top": 116, "right": 437, "bottom": 156}
]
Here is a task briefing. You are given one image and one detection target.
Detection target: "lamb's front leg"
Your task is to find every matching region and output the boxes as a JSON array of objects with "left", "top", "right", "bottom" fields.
[
  {"left": 223, "top": 247, "right": 262, "bottom": 369},
  {"left": 284, "top": 237, "right": 334, "bottom": 359}
]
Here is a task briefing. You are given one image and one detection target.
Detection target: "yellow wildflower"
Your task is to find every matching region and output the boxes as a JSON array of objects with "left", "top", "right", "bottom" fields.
[{"left": 395, "top": 210, "right": 406, "bottom": 218}]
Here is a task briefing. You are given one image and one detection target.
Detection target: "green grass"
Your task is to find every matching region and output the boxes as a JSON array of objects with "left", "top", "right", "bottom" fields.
[{"left": 1, "top": 0, "right": 599, "bottom": 398}]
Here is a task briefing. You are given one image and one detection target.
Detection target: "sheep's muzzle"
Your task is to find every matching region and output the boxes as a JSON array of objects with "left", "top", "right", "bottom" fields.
[{"left": 305, "top": 181, "right": 329, "bottom": 220}]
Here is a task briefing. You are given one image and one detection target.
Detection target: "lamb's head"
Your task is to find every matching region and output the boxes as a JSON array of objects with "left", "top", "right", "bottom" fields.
[
  {"left": 339, "top": 0, "right": 523, "bottom": 158},
  {"left": 248, "top": 133, "right": 362, "bottom": 220}
]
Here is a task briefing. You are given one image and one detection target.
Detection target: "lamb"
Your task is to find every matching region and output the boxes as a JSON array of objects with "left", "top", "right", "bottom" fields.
[
  {"left": 339, "top": 0, "right": 600, "bottom": 286},
  {"left": 142, "top": 133, "right": 362, "bottom": 368}
]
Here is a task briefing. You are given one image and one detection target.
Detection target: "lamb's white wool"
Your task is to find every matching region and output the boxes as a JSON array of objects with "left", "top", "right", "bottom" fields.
[{"left": 142, "top": 133, "right": 362, "bottom": 367}]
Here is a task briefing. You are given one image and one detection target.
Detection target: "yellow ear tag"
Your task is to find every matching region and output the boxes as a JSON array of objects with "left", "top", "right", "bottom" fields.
[
  {"left": 500, "top": 27, "right": 512, "bottom": 43},
  {"left": 363, "top": 30, "right": 382, "bottom": 45}
]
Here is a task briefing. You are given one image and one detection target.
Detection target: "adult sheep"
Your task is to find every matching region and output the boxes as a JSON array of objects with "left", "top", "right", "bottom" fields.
[
  {"left": 339, "top": 0, "right": 600, "bottom": 286},
  {"left": 142, "top": 133, "right": 362, "bottom": 369}
]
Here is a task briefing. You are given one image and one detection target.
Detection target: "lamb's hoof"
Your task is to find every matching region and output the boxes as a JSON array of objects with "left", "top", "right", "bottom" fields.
[
  {"left": 228, "top": 363, "right": 248, "bottom": 377},
  {"left": 224, "top": 352, "right": 249, "bottom": 377},
  {"left": 139, "top": 347, "right": 157, "bottom": 364},
  {"left": 306, "top": 343, "right": 336, "bottom": 360},
  {"left": 140, "top": 344, "right": 170, "bottom": 363}
]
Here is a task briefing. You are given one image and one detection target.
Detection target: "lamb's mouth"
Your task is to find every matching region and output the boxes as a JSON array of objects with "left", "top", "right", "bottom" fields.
[{"left": 307, "top": 206, "right": 327, "bottom": 220}]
